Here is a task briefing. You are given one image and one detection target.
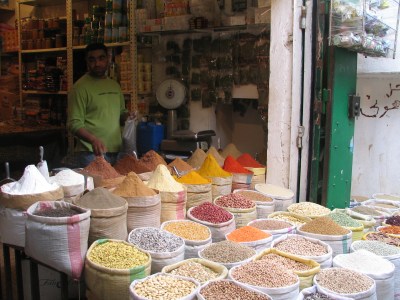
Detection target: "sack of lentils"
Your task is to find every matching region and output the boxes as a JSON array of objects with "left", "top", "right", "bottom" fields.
[
  {"left": 161, "top": 220, "right": 212, "bottom": 259},
  {"left": 25, "top": 201, "right": 90, "bottom": 279},
  {"left": 187, "top": 202, "right": 236, "bottom": 242},
  {"left": 85, "top": 239, "right": 151, "bottom": 300},
  {"left": 130, "top": 273, "right": 200, "bottom": 300},
  {"left": 254, "top": 248, "right": 320, "bottom": 291},
  {"left": 255, "top": 183, "right": 294, "bottom": 211},
  {"left": 128, "top": 227, "right": 185, "bottom": 274},
  {"left": 314, "top": 268, "right": 377, "bottom": 300},
  {"left": 112, "top": 172, "right": 161, "bottom": 231},
  {"left": 75, "top": 187, "right": 128, "bottom": 245},
  {"left": 247, "top": 218, "right": 296, "bottom": 241},
  {"left": 161, "top": 258, "right": 228, "bottom": 284},
  {"left": 334, "top": 208, "right": 376, "bottom": 233},
  {"left": 174, "top": 171, "right": 212, "bottom": 210},
  {"left": 268, "top": 211, "right": 312, "bottom": 228},
  {"left": 362, "top": 231, "right": 400, "bottom": 247},
  {"left": 226, "top": 226, "right": 273, "bottom": 253},
  {"left": 214, "top": 193, "right": 257, "bottom": 228},
  {"left": 297, "top": 216, "right": 352, "bottom": 257},
  {"left": 333, "top": 249, "right": 395, "bottom": 300},
  {"left": 351, "top": 240, "right": 400, "bottom": 300},
  {"left": 228, "top": 258, "right": 300, "bottom": 300},
  {"left": 0, "top": 165, "right": 63, "bottom": 247},
  {"left": 287, "top": 202, "right": 331, "bottom": 219},
  {"left": 198, "top": 279, "right": 273, "bottom": 300},
  {"left": 198, "top": 240, "right": 256, "bottom": 269},
  {"left": 223, "top": 155, "right": 254, "bottom": 191},
  {"left": 298, "top": 285, "right": 352, "bottom": 300},
  {"left": 327, "top": 212, "right": 365, "bottom": 242},
  {"left": 147, "top": 164, "right": 187, "bottom": 223},
  {"left": 272, "top": 234, "right": 333, "bottom": 269},
  {"left": 197, "top": 154, "right": 233, "bottom": 199},
  {"left": 233, "top": 189, "right": 275, "bottom": 218}
]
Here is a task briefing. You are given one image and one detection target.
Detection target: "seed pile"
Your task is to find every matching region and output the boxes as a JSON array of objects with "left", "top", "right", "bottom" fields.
[
  {"left": 33, "top": 207, "right": 80, "bottom": 217},
  {"left": 259, "top": 253, "right": 313, "bottom": 271},
  {"left": 364, "top": 232, "right": 400, "bottom": 247},
  {"left": 351, "top": 206, "right": 382, "bottom": 216},
  {"left": 128, "top": 228, "right": 183, "bottom": 253},
  {"left": 88, "top": 241, "right": 148, "bottom": 269},
  {"left": 133, "top": 274, "right": 196, "bottom": 300},
  {"left": 200, "top": 281, "right": 271, "bottom": 300},
  {"left": 379, "top": 225, "right": 400, "bottom": 234},
  {"left": 269, "top": 214, "right": 309, "bottom": 227},
  {"left": 163, "top": 221, "right": 210, "bottom": 241},
  {"left": 234, "top": 190, "right": 273, "bottom": 202},
  {"left": 288, "top": 202, "right": 330, "bottom": 217},
  {"left": 215, "top": 194, "right": 255, "bottom": 209},
  {"left": 386, "top": 215, "right": 400, "bottom": 226},
  {"left": 227, "top": 226, "right": 271, "bottom": 242},
  {"left": 300, "top": 217, "right": 349, "bottom": 235},
  {"left": 250, "top": 219, "right": 293, "bottom": 230},
  {"left": 327, "top": 212, "right": 362, "bottom": 227},
  {"left": 273, "top": 236, "right": 328, "bottom": 256},
  {"left": 352, "top": 240, "right": 400, "bottom": 256},
  {"left": 304, "top": 292, "right": 335, "bottom": 300},
  {"left": 190, "top": 202, "right": 233, "bottom": 224},
  {"left": 201, "top": 241, "right": 256, "bottom": 263},
  {"left": 231, "top": 260, "right": 298, "bottom": 288},
  {"left": 315, "top": 268, "right": 374, "bottom": 294},
  {"left": 168, "top": 261, "right": 219, "bottom": 283}
]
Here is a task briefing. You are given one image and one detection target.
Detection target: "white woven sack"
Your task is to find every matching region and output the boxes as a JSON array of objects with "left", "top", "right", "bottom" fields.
[
  {"left": 197, "top": 279, "right": 272, "bottom": 300},
  {"left": 297, "top": 285, "right": 352, "bottom": 300},
  {"left": 226, "top": 233, "right": 273, "bottom": 253},
  {"left": 187, "top": 207, "right": 236, "bottom": 242},
  {"left": 232, "top": 173, "right": 253, "bottom": 184},
  {"left": 333, "top": 251, "right": 395, "bottom": 300},
  {"left": 186, "top": 190, "right": 212, "bottom": 210},
  {"left": 228, "top": 266, "right": 300, "bottom": 300},
  {"left": 314, "top": 271, "right": 377, "bottom": 300},
  {"left": 160, "top": 190, "right": 187, "bottom": 223},
  {"left": 372, "top": 193, "right": 400, "bottom": 202},
  {"left": 274, "top": 198, "right": 294, "bottom": 211},
  {"left": 248, "top": 219, "right": 296, "bottom": 241},
  {"left": 0, "top": 206, "right": 26, "bottom": 247},
  {"left": 198, "top": 248, "right": 256, "bottom": 270},
  {"left": 125, "top": 193, "right": 161, "bottom": 231},
  {"left": 271, "top": 234, "right": 333, "bottom": 269},
  {"left": 297, "top": 227, "right": 352, "bottom": 257},
  {"left": 25, "top": 201, "right": 90, "bottom": 279},
  {"left": 362, "top": 199, "right": 400, "bottom": 213},
  {"left": 130, "top": 273, "right": 200, "bottom": 300}
]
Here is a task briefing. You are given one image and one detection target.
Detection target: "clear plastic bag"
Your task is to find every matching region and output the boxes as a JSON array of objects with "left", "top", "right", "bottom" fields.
[{"left": 122, "top": 118, "right": 137, "bottom": 154}]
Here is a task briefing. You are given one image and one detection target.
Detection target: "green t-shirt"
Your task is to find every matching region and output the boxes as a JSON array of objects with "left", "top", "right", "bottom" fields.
[{"left": 67, "top": 73, "right": 127, "bottom": 153}]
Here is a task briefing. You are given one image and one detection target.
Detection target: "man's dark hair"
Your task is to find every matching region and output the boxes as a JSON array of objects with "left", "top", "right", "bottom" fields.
[{"left": 85, "top": 43, "right": 108, "bottom": 57}]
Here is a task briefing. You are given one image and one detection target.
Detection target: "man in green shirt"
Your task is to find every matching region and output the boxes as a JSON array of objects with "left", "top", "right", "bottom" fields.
[{"left": 68, "top": 43, "right": 129, "bottom": 167}]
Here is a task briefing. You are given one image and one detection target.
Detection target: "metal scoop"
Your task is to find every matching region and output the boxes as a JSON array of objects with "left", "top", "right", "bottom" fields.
[
  {"left": 37, "top": 146, "right": 50, "bottom": 181},
  {"left": 0, "top": 162, "right": 16, "bottom": 186}
]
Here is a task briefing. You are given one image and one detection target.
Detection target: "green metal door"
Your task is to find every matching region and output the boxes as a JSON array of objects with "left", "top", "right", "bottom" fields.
[{"left": 309, "top": 0, "right": 357, "bottom": 209}]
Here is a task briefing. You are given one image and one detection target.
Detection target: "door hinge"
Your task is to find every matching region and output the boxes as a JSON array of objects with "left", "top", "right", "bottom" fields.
[
  {"left": 300, "top": 6, "right": 307, "bottom": 29},
  {"left": 297, "top": 125, "right": 305, "bottom": 149}
]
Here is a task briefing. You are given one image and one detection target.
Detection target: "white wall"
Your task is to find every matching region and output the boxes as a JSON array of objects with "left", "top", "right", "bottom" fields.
[{"left": 352, "top": 75, "right": 400, "bottom": 197}]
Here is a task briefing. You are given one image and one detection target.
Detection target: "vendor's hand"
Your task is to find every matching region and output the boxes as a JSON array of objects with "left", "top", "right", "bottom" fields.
[
  {"left": 91, "top": 137, "right": 107, "bottom": 156},
  {"left": 128, "top": 111, "right": 137, "bottom": 120}
]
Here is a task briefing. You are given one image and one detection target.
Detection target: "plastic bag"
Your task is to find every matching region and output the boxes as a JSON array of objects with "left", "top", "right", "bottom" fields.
[{"left": 122, "top": 118, "right": 137, "bottom": 154}]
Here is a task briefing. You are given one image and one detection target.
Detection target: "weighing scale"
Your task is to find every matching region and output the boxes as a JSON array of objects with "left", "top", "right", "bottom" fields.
[{"left": 156, "top": 79, "right": 215, "bottom": 157}]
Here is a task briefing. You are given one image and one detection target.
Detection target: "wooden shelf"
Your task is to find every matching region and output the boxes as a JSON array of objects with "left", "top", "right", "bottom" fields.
[
  {"left": 18, "top": 0, "right": 65, "bottom": 7},
  {"left": 21, "top": 47, "right": 67, "bottom": 54},
  {"left": 73, "top": 41, "right": 130, "bottom": 50},
  {"left": 22, "top": 90, "right": 68, "bottom": 95},
  {"left": 0, "top": 5, "right": 14, "bottom": 12}
]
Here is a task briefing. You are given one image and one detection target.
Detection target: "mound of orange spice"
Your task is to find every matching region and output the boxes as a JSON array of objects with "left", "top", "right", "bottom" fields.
[
  {"left": 226, "top": 226, "right": 271, "bottom": 242},
  {"left": 379, "top": 225, "right": 400, "bottom": 235}
]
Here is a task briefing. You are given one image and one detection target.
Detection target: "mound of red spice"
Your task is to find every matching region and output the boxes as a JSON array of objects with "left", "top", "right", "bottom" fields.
[
  {"left": 237, "top": 153, "right": 265, "bottom": 168},
  {"left": 223, "top": 155, "right": 252, "bottom": 174}
]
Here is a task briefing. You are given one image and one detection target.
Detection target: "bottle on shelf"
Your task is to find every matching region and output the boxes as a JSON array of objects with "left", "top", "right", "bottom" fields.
[{"left": 83, "top": 17, "right": 93, "bottom": 45}]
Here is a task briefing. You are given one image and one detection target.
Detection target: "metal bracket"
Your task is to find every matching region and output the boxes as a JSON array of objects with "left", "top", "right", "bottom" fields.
[
  {"left": 297, "top": 125, "right": 305, "bottom": 149},
  {"left": 348, "top": 94, "right": 361, "bottom": 119},
  {"left": 300, "top": 6, "right": 307, "bottom": 29}
]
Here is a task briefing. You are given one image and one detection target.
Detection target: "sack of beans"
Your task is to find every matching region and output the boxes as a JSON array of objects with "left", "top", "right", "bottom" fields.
[
  {"left": 333, "top": 249, "right": 395, "bottom": 300},
  {"left": 161, "top": 258, "right": 228, "bottom": 283},
  {"left": 247, "top": 219, "right": 296, "bottom": 241},
  {"left": 174, "top": 171, "right": 213, "bottom": 210},
  {"left": 75, "top": 187, "right": 128, "bottom": 245},
  {"left": 25, "top": 201, "right": 90, "bottom": 279},
  {"left": 297, "top": 216, "right": 352, "bottom": 257},
  {"left": 327, "top": 211, "right": 365, "bottom": 242},
  {"left": 349, "top": 205, "right": 389, "bottom": 227},
  {"left": 233, "top": 189, "right": 275, "bottom": 218},
  {"left": 85, "top": 239, "right": 151, "bottom": 300},
  {"left": 130, "top": 273, "right": 200, "bottom": 300},
  {"left": 197, "top": 154, "right": 233, "bottom": 199},
  {"left": 198, "top": 240, "right": 256, "bottom": 270},
  {"left": 362, "top": 199, "right": 400, "bottom": 214},
  {"left": 287, "top": 202, "right": 331, "bottom": 219},
  {"left": 255, "top": 183, "right": 294, "bottom": 211},
  {"left": 147, "top": 165, "right": 187, "bottom": 223},
  {"left": 161, "top": 220, "right": 212, "bottom": 259},
  {"left": 226, "top": 226, "right": 273, "bottom": 253},
  {"left": 198, "top": 279, "right": 273, "bottom": 300},
  {"left": 314, "top": 268, "right": 377, "bottom": 300},
  {"left": 214, "top": 193, "right": 257, "bottom": 228},
  {"left": 362, "top": 231, "right": 400, "bottom": 247},
  {"left": 268, "top": 211, "right": 312, "bottom": 228},
  {"left": 272, "top": 234, "right": 333, "bottom": 269},
  {"left": 128, "top": 227, "right": 185, "bottom": 274},
  {"left": 228, "top": 258, "right": 300, "bottom": 300},
  {"left": 112, "top": 172, "right": 161, "bottom": 231},
  {"left": 297, "top": 285, "right": 352, "bottom": 300},
  {"left": 187, "top": 202, "right": 236, "bottom": 242},
  {"left": 351, "top": 240, "right": 400, "bottom": 300},
  {"left": 254, "top": 248, "right": 320, "bottom": 290}
]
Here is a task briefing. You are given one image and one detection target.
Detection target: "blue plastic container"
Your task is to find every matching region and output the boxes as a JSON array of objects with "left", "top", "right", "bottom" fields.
[{"left": 137, "top": 122, "right": 165, "bottom": 155}]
